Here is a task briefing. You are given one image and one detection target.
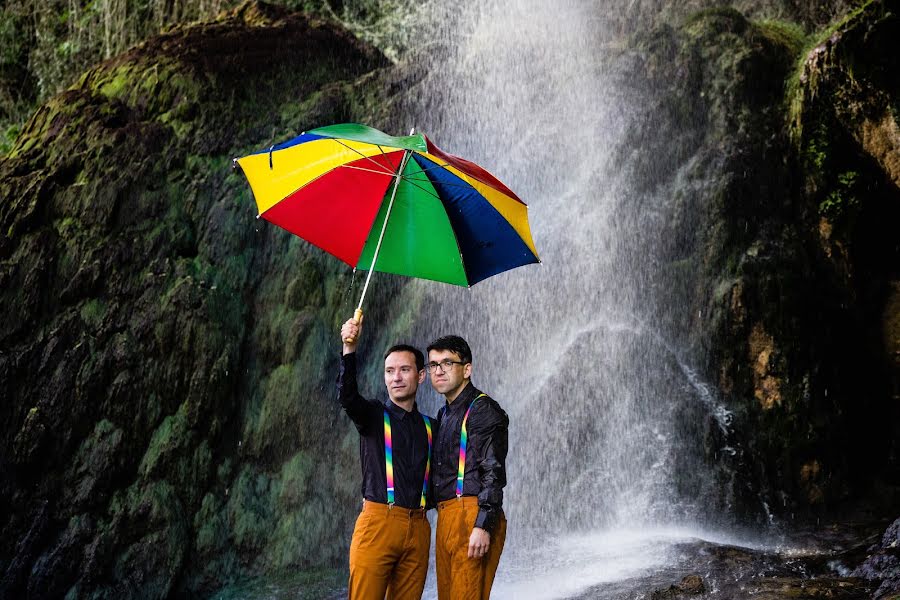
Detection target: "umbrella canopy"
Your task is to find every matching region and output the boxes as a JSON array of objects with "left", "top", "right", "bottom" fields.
[{"left": 235, "top": 123, "right": 539, "bottom": 289}]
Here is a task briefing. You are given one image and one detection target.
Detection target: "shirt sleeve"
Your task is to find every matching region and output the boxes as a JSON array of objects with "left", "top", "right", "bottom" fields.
[
  {"left": 425, "top": 413, "right": 440, "bottom": 510},
  {"left": 336, "top": 352, "right": 374, "bottom": 433},
  {"left": 470, "top": 400, "right": 509, "bottom": 534}
]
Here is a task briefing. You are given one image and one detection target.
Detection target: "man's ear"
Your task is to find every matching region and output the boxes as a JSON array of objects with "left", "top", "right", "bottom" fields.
[
  {"left": 417, "top": 369, "right": 426, "bottom": 384},
  {"left": 464, "top": 362, "right": 472, "bottom": 380}
]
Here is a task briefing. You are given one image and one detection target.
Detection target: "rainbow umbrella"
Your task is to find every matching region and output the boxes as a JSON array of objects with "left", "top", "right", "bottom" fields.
[{"left": 234, "top": 123, "right": 539, "bottom": 322}]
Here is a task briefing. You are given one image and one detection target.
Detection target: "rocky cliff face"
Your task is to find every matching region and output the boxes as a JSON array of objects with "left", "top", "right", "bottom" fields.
[
  {"left": 0, "top": 3, "right": 410, "bottom": 597},
  {"left": 614, "top": 0, "right": 900, "bottom": 518},
  {"left": 710, "top": 0, "right": 900, "bottom": 515}
]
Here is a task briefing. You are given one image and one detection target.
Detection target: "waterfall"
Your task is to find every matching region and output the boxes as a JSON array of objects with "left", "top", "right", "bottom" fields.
[{"left": 402, "top": 0, "right": 746, "bottom": 596}]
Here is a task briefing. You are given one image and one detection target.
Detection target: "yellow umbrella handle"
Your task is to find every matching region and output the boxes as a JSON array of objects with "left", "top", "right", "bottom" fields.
[{"left": 343, "top": 308, "right": 364, "bottom": 344}]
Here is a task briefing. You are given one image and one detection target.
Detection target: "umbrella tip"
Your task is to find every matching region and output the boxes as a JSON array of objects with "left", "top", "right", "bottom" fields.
[
  {"left": 231, "top": 157, "right": 237, "bottom": 170},
  {"left": 409, "top": 127, "right": 416, "bottom": 135},
  {"left": 256, "top": 214, "right": 261, "bottom": 219}
]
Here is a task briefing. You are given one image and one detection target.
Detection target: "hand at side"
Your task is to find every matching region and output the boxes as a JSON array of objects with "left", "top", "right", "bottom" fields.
[{"left": 467, "top": 527, "right": 490, "bottom": 559}]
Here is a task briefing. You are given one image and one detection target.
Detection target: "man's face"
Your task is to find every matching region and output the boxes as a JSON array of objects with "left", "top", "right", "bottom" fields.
[
  {"left": 427, "top": 349, "right": 472, "bottom": 398},
  {"left": 384, "top": 350, "right": 425, "bottom": 403}
]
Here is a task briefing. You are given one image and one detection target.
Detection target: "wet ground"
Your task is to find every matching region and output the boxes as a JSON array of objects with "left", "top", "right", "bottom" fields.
[
  {"left": 558, "top": 517, "right": 899, "bottom": 600},
  {"left": 211, "top": 519, "right": 897, "bottom": 600},
  {"left": 566, "top": 536, "right": 877, "bottom": 599}
]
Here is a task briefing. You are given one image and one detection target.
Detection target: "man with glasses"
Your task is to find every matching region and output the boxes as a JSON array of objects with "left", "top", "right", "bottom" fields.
[
  {"left": 427, "top": 335, "right": 509, "bottom": 600},
  {"left": 337, "top": 316, "right": 434, "bottom": 600}
]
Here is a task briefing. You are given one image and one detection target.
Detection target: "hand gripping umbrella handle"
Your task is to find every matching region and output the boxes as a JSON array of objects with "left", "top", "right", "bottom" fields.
[{"left": 343, "top": 308, "right": 364, "bottom": 344}]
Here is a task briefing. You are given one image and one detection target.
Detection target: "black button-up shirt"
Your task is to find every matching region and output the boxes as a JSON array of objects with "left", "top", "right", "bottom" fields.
[
  {"left": 433, "top": 382, "right": 509, "bottom": 534},
  {"left": 337, "top": 353, "right": 433, "bottom": 509}
]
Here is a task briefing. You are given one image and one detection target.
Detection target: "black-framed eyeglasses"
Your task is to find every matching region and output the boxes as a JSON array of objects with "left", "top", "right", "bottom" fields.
[{"left": 426, "top": 360, "right": 466, "bottom": 374}]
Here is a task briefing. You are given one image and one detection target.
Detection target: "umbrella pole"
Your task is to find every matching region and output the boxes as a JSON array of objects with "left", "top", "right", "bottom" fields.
[{"left": 345, "top": 146, "right": 413, "bottom": 340}]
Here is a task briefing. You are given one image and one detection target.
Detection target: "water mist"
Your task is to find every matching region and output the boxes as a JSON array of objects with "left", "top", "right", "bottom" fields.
[{"left": 403, "top": 1, "right": 745, "bottom": 597}]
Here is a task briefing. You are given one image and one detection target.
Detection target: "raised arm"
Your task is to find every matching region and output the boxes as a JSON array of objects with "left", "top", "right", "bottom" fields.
[{"left": 336, "top": 317, "right": 375, "bottom": 431}]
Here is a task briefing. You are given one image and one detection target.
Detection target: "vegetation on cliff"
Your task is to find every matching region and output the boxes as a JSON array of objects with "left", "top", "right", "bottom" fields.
[
  {"left": 0, "top": 2, "right": 420, "bottom": 597},
  {"left": 0, "top": 0, "right": 420, "bottom": 155},
  {"left": 607, "top": 0, "right": 898, "bottom": 521}
]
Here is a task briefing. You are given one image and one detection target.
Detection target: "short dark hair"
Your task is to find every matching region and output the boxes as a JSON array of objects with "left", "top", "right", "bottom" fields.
[
  {"left": 384, "top": 344, "right": 425, "bottom": 371},
  {"left": 426, "top": 335, "right": 472, "bottom": 364}
]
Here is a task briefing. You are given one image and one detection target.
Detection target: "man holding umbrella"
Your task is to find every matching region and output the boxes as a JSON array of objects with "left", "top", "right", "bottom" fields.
[
  {"left": 337, "top": 317, "right": 435, "bottom": 600},
  {"left": 428, "top": 335, "right": 509, "bottom": 600}
]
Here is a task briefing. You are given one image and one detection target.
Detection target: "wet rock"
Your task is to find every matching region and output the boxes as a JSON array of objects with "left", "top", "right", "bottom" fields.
[
  {"left": 643, "top": 0, "right": 900, "bottom": 520},
  {"left": 569, "top": 533, "right": 878, "bottom": 600},
  {"left": 0, "top": 1, "right": 400, "bottom": 598},
  {"left": 736, "top": 576, "right": 873, "bottom": 599},
  {"left": 650, "top": 574, "right": 706, "bottom": 598},
  {"left": 853, "top": 517, "right": 900, "bottom": 599}
]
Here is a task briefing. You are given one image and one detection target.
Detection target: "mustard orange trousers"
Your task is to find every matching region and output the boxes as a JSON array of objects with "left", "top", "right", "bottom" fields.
[
  {"left": 348, "top": 500, "right": 431, "bottom": 600},
  {"left": 435, "top": 496, "right": 507, "bottom": 600}
]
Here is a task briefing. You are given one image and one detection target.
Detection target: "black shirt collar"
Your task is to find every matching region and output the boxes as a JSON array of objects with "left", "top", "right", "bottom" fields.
[
  {"left": 383, "top": 397, "right": 419, "bottom": 420},
  {"left": 445, "top": 381, "right": 478, "bottom": 414}
]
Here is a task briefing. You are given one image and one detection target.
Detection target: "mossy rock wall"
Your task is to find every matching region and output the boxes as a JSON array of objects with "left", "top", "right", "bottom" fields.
[
  {"left": 615, "top": 0, "right": 899, "bottom": 519},
  {"left": 0, "top": 2, "right": 416, "bottom": 597}
]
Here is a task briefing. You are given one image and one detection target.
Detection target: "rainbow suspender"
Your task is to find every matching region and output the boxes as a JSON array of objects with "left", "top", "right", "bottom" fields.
[
  {"left": 420, "top": 416, "right": 433, "bottom": 508},
  {"left": 384, "top": 410, "right": 433, "bottom": 508},
  {"left": 456, "top": 393, "right": 487, "bottom": 498},
  {"left": 384, "top": 410, "right": 394, "bottom": 505}
]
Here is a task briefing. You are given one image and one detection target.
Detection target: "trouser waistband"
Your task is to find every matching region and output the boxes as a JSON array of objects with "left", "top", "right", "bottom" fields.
[
  {"left": 436, "top": 496, "right": 479, "bottom": 511},
  {"left": 362, "top": 499, "right": 428, "bottom": 519}
]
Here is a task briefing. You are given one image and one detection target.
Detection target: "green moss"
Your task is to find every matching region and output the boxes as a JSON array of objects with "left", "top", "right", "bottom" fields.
[
  {"left": 0, "top": 122, "right": 20, "bottom": 155},
  {"left": 55, "top": 216, "right": 77, "bottom": 234},
  {"left": 155, "top": 70, "right": 203, "bottom": 138},
  {"left": 255, "top": 303, "right": 299, "bottom": 364},
  {"left": 139, "top": 401, "right": 190, "bottom": 478},
  {"left": 277, "top": 451, "right": 315, "bottom": 510},
  {"left": 160, "top": 276, "right": 195, "bottom": 309},
  {"left": 217, "top": 459, "right": 232, "bottom": 483},
  {"left": 249, "top": 363, "right": 303, "bottom": 455},
  {"left": 194, "top": 492, "right": 226, "bottom": 555},
  {"left": 753, "top": 19, "right": 806, "bottom": 57},
  {"left": 334, "top": 429, "right": 360, "bottom": 499},
  {"left": 803, "top": 120, "right": 830, "bottom": 171},
  {"left": 74, "top": 419, "right": 121, "bottom": 462},
  {"left": 4, "top": 95, "right": 59, "bottom": 158},
  {"left": 284, "top": 262, "right": 324, "bottom": 310},
  {"left": 685, "top": 6, "right": 748, "bottom": 35},
  {"left": 265, "top": 467, "right": 351, "bottom": 567},
  {"left": 185, "top": 152, "right": 233, "bottom": 175},
  {"left": 149, "top": 194, "right": 197, "bottom": 258},
  {"left": 819, "top": 170, "right": 861, "bottom": 217},
  {"left": 79, "top": 298, "right": 106, "bottom": 328},
  {"left": 787, "top": 0, "right": 880, "bottom": 139},
  {"left": 105, "top": 480, "right": 189, "bottom": 599},
  {"left": 207, "top": 283, "right": 248, "bottom": 340},
  {"left": 190, "top": 441, "right": 213, "bottom": 487},
  {"left": 226, "top": 467, "right": 276, "bottom": 552},
  {"left": 97, "top": 66, "right": 132, "bottom": 99}
]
